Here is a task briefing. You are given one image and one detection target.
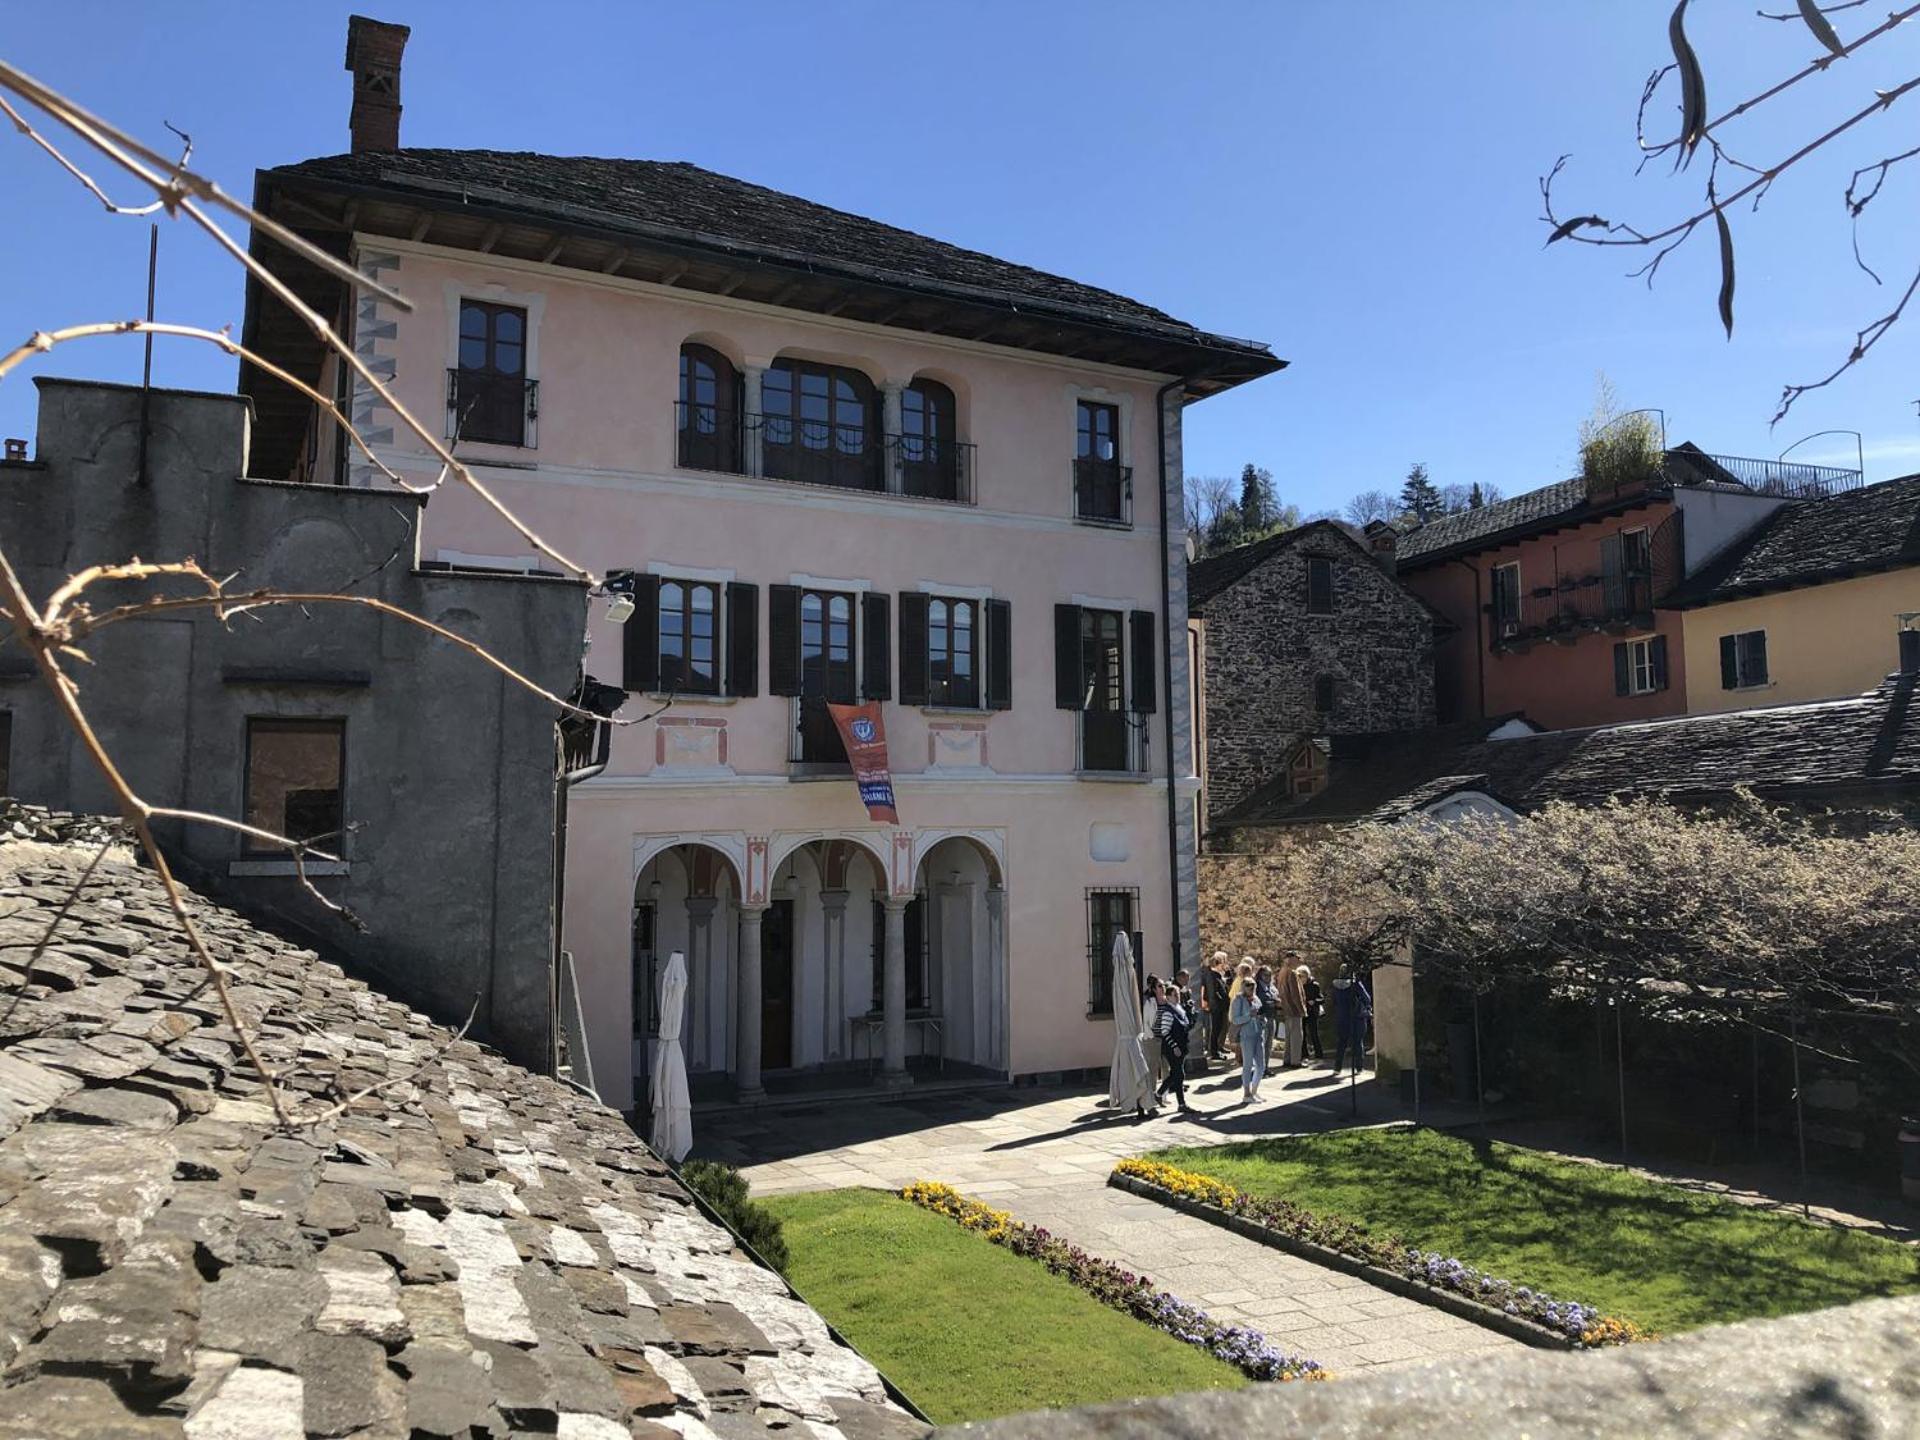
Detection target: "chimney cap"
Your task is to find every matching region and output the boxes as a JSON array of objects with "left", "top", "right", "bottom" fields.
[{"left": 345, "top": 14, "right": 411, "bottom": 70}]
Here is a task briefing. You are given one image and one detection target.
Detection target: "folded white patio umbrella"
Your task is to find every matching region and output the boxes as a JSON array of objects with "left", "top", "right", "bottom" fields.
[
  {"left": 1106, "top": 931, "right": 1155, "bottom": 1114},
  {"left": 650, "top": 950, "right": 693, "bottom": 1162}
]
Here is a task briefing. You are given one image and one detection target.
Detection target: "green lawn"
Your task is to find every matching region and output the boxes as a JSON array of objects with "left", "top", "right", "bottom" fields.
[
  {"left": 1149, "top": 1127, "right": 1920, "bottom": 1336},
  {"left": 763, "top": 1188, "right": 1245, "bottom": 1423}
]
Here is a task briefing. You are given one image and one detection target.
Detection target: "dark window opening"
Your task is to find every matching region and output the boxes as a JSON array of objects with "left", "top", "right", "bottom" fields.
[
  {"left": 658, "top": 580, "right": 720, "bottom": 695},
  {"left": 678, "top": 344, "right": 743, "bottom": 473},
  {"left": 452, "top": 301, "right": 531, "bottom": 446},
  {"left": 869, "top": 896, "right": 929, "bottom": 1012},
  {"left": 1074, "top": 400, "right": 1126, "bottom": 522},
  {"left": 1721, "top": 630, "right": 1769, "bottom": 690},
  {"left": 763, "top": 360, "right": 882, "bottom": 491},
  {"left": 1313, "top": 674, "right": 1334, "bottom": 713},
  {"left": 798, "top": 589, "right": 857, "bottom": 763},
  {"left": 1491, "top": 563, "right": 1522, "bottom": 638},
  {"left": 900, "top": 379, "right": 961, "bottom": 500},
  {"left": 928, "top": 597, "right": 979, "bottom": 708},
  {"left": 243, "top": 718, "right": 344, "bottom": 855},
  {"left": 1080, "top": 607, "right": 1129, "bottom": 771},
  {"left": 1306, "top": 556, "right": 1335, "bottom": 615},
  {"left": 1085, "top": 887, "right": 1138, "bottom": 1016}
]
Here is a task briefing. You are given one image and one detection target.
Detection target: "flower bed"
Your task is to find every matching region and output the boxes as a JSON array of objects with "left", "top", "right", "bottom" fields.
[
  {"left": 900, "top": 1181, "right": 1327, "bottom": 1383},
  {"left": 1112, "top": 1159, "right": 1647, "bottom": 1350}
]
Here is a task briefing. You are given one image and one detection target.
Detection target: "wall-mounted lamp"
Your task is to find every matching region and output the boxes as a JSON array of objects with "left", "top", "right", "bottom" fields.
[{"left": 601, "top": 568, "right": 639, "bottom": 626}]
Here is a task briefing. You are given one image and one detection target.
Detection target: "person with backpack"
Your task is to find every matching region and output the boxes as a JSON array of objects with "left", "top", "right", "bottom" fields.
[
  {"left": 1151, "top": 977, "right": 1193, "bottom": 1114},
  {"left": 1332, "top": 966, "right": 1373, "bottom": 1076}
]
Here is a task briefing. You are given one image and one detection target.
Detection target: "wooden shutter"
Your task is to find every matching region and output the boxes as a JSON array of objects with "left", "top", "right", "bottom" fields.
[
  {"left": 1719, "top": 634, "right": 1739, "bottom": 690},
  {"left": 863, "top": 592, "right": 891, "bottom": 701},
  {"left": 1612, "top": 642, "right": 1630, "bottom": 697},
  {"left": 621, "top": 575, "right": 660, "bottom": 693},
  {"left": 985, "top": 598, "right": 1012, "bottom": 711},
  {"left": 725, "top": 581, "right": 758, "bottom": 697},
  {"left": 768, "top": 585, "right": 802, "bottom": 697},
  {"left": 1650, "top": 635, "right": 1670, "bottom": 692},
  {"left": 1129, "top": 610, "right": 1156, "bottom": 713},
  {"left": 1739, "top": 631, "right": 1767, "bottom": 687},
  {"left": 896, "top": 593, "right": 929, "bottom": 705},
  {"left": 1054, "top": 604, "right": 1085, "bottom": 709}
]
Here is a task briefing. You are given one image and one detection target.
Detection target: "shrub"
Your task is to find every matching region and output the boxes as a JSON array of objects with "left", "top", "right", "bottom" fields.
[{"left": 680, "top": 1159, "right": 791, "bottom": 1273}]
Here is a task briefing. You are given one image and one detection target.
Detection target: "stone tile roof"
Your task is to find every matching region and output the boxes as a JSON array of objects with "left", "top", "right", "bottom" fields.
[
  {"left": 0, "top": 825, "right": 921, "bottom": 1440},
  {"left": 1391, "top": 477, "right": 1589, "bottom": 566},
  {"left": 273, "top": 150, "right": 1260, "bottom": 355},
  {"left": 1663, "top": 473, "right": 1920, "bottom": 607},
  {"left": 1216, "top": 674, "right": 1920, "bottom": 828},
  {"left": 1187, "top": 522, "right": 1336, "bottom": 613}
]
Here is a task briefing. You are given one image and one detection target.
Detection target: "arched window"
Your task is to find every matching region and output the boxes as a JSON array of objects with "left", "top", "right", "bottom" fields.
[
  {"left": 900, "top": 378, "right": 962, "bottom": 500},
  {"left": 928, "top": 597, "right": 978, "bottom": 707},
  {"left": 762, "top": 359, "right": 881, "bottom": 491},
  {"left": 678, "top": 344, "right": 742, "bottom": 474},
  {"left": 658, "top": 579, "right": 719, "bottom": 694}
]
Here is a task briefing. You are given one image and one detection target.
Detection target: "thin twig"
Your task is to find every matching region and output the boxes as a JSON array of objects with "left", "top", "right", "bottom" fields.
[
  {"left": 0, "top": 835, "right": 115, "bottom": 1027},
  {"left": 296, "top": 992, "right": 482, "bottom": 1127}
]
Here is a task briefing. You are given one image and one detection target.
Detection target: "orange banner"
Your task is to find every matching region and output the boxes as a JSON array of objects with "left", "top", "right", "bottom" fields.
[{"left": 827, "top": 701, "right": 899, "bottom": 823}]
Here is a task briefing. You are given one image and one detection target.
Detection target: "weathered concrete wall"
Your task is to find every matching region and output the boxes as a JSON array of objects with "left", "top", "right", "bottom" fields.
[
  {"left": 942, "top": 1294, "right": 1920, "bottom": 1440},
  {"left": 0, "top": 378, "right": 586, "bottom": 1069},
  {"left": 1200, "top": 528, "right": 1436, "bottom": 823}
]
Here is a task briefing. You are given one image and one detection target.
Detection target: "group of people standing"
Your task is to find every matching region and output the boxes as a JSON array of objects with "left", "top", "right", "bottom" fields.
[{"left": 1134, "top": 953, "right": 1373, "bottom": 1115}]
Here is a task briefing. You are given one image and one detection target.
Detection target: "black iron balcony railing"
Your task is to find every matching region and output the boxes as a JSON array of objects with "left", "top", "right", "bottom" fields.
[
  {"left": 447, "top": 368, "right": 537, "bottom": 447},
  {"left": 887, "top": 434, "right": 977, "bottom": 503},
  {"left": 675, "top": 401, "right": 747, "bottom": 475},
  {"left": 1494, "top": 572, "right": 1656, "bottom": 644},
  {"left": 1662, "top": 450, "right": 1863, "bottom": 499},
  {"left": 1073, "top": 456, "right": 1131, "bottom": 525},
  {"left": 674, "top": 404, "right": 977, "bottom": 502}
]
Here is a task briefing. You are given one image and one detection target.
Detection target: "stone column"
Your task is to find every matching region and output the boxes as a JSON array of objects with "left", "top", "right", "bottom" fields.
[
  {"left": 743, "top": 364, "right": 768, "bottom": 478},
  {"left": 986, "top": 885, "right": 1007, "bottom": 1074},
  {"left": 685, "top": 896, "right": 716, "bottom": 1070},
  {"left": 881, "top": 382, "right": 904, "bottom": 494},
  {"left": 735, "top": 904, "right": 767, "bottom": 1102},
  {"left": 879, "top": 895, "right": 911, "bottom": 1088},
  {"left": 820, "top": 889, "right": 849, "bottom": 1061}
]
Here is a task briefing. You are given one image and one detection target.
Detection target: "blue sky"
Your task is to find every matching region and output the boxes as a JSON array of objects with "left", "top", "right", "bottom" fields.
[{"left": 4, "top": 2, "right": 1917, "bottom": 514}]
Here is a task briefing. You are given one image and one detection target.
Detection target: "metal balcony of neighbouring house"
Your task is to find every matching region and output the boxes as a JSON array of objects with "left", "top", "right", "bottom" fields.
[
  {"left": 447, "top": 368, "right": 538, "bottom": 447},
  {"left": 1073, "top": 455, "right": 1131, "bottom": 525},
  {"left": 1662, "top": 449, "right": 1864, "bottom": 499}
]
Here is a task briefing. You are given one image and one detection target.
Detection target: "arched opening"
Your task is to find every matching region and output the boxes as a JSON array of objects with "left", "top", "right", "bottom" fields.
[
  {"left": 762, "top": 357, "right": 882, "bottom": 491},
  {"left": 913, "top": 835, "right": 1008, "bottom": 1075},
  {"left": 631, "top": 843, "right": 742, "bottom": 1095},
  {"left": 900, "top": 376, "right": 963, "bottom": 500},
  {"left": 678, "top": 343, "right": 743, "bottom": 474}
]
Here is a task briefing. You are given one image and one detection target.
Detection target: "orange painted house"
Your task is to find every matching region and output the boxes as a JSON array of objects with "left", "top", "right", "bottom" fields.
[{"left": 1390, "top": 448, "right": 1860, "bottom": 729}]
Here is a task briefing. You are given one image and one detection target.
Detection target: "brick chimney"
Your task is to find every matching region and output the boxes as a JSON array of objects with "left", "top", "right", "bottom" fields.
[{"left": 344, "top": 15, "right": 410, "bottom": 153}]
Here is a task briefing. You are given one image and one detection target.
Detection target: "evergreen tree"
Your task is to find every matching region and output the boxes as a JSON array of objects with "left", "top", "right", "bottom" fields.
[
  {"left": 1238, "top": 463, "right": 1279, "bottom": 534},
  {"left": 1468, "top": 482, "right": 1485, "bottom": 509},
  {"left": 1400, "top": 463, "right": 1442, "bottom": 523}
]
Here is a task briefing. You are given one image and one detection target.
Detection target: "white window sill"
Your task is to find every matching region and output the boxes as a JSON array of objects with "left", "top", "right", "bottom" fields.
[
  {"left": 228, "top": 860, "right": 350, "bottom": 877},
  {"left": 921, "top": 705, "right": 990, "bottom": 718},
  {"left": 644, "top": 692, "right": 738, "bottom": 707},
  {"left": 1726, "top": 681, "right": 1774, "bottom": 693},
  {"left": 1072, "top": 515, "right": 1134, "bottom": 531},
  {"left": 1074, "top": 769, "right": 1151, "bottom": 784}
]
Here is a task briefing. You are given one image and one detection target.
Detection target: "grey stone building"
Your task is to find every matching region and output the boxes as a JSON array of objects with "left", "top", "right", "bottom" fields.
[
  {"left": 1188, "top": 521, "right": 1440, "bottom": 827},
  {"left": 0, "top": 377, "right": 588, "bottom": 1069}
]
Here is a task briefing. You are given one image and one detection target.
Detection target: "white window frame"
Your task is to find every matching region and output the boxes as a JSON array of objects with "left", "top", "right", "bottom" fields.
[
  {"left": 787, "top": 580, "right": 863, "bottom": 766},
  {"left": 1066, "top": 384, "right": 1135, "bottom": 529},
  {"left": 651, "top": 569, "right": 731, "bottom": 701},
  {"left": 1624, "top": 636, "right": 1661, "bottom": 696}
]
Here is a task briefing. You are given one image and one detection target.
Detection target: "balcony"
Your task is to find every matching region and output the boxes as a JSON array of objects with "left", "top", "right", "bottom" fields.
[
  {"left": 446, "top": 368, "right": 537, "bottom": 447},
  {"left": 673, "top": 403, "right": 976, "bottom": 503},
  {"left": 1587, "top": 447, "right": 1865, "bottom": 505},
  {"left": 1073, "top": 456, "right": 1132, "bottom": 526},
  {"left": 1489, "top": 514, "right": 1683, "bottom": 650}
]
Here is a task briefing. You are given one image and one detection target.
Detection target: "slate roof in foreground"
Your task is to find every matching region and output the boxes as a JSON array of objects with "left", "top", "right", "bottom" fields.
[
  {"left": 0, "top": 818, "right": 922, "bottom": 1440},
  {"left": 1216, "top": 674, "right": 1920, "bottom": 828}
]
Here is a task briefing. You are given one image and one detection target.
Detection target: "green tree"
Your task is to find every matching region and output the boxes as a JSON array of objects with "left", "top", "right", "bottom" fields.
[
  {"left": 1399, "top": 463, "right": 1442, "bottom": 524},
  {"left": 1238, "top": 464, "right": 1279, "bottom": 533},
  {"left": 1468, "top": 482, "right": 1485, "bottom": 509}
]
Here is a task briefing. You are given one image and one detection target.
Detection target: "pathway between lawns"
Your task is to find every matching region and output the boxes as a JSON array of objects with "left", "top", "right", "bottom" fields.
[{"left": 704, "top": 1064, "right": 1520, "bottom": 1374}]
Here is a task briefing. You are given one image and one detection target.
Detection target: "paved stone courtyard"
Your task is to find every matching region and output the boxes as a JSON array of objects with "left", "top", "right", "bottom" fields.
[{"left": 696, "top": 1064, "right": 1520, "bottom": 1374}]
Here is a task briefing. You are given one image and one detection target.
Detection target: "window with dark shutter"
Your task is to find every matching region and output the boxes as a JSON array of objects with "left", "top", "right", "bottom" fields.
[
  {"left": 1649, "top": 634, "right": 1669, "bottom": 692},
  {"left": 862, "top": 593, "right": 891, "bottom": 701},
  {"left": 986, "top": 599, "right": 1012, "bottom": 711},
  {"left": 1306, "top": 556, "right": 1334, "bottom": 615},
  {"left": 621, "top": 575, "right": 661, "bottom": 693},
  {"left": 725, "top": 582, "right": 758, "bottom": 697},
  {"left": 658, "top": 579, "right": 720, "bottom": 695},
  {"left": 1054, "top": 604, "right": 1086, "bottom": 709},
  {"left": 897, "top": 593, "right": 930, "bottom": 705},
  {"left": 1720, "top": 634, "right": 1740, "bottom": 691},
  {"left": 1722, "top": 629, "right": 1768, "bottom": 688},
  {"left": 768, "top": 585, "right": 802, "bottom": 697},
  {"left": 1613, "top": 641, "right": 1631, "bottom": 697},
  {"left": 1128, "top": 611, "right": 1155, "bottom": 713}
]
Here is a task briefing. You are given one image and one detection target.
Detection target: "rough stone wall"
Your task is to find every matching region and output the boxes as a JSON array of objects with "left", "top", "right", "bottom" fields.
[
  {"left": 0, "top": 377, "right": 587, "bottom": 1070},
  {"left": 1200, "top": 529, "right": 1436, "bottom": 824}
]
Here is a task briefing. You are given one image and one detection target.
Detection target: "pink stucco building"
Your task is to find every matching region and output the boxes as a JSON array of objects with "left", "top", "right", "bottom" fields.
[{"left": 241, "top": 18, "right": 1282, "bottom": 1107}]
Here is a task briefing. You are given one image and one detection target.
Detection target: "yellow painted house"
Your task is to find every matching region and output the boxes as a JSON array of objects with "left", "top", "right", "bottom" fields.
[{"left": 1664, "top": 474, "right": 1920, "bottom": 713}]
